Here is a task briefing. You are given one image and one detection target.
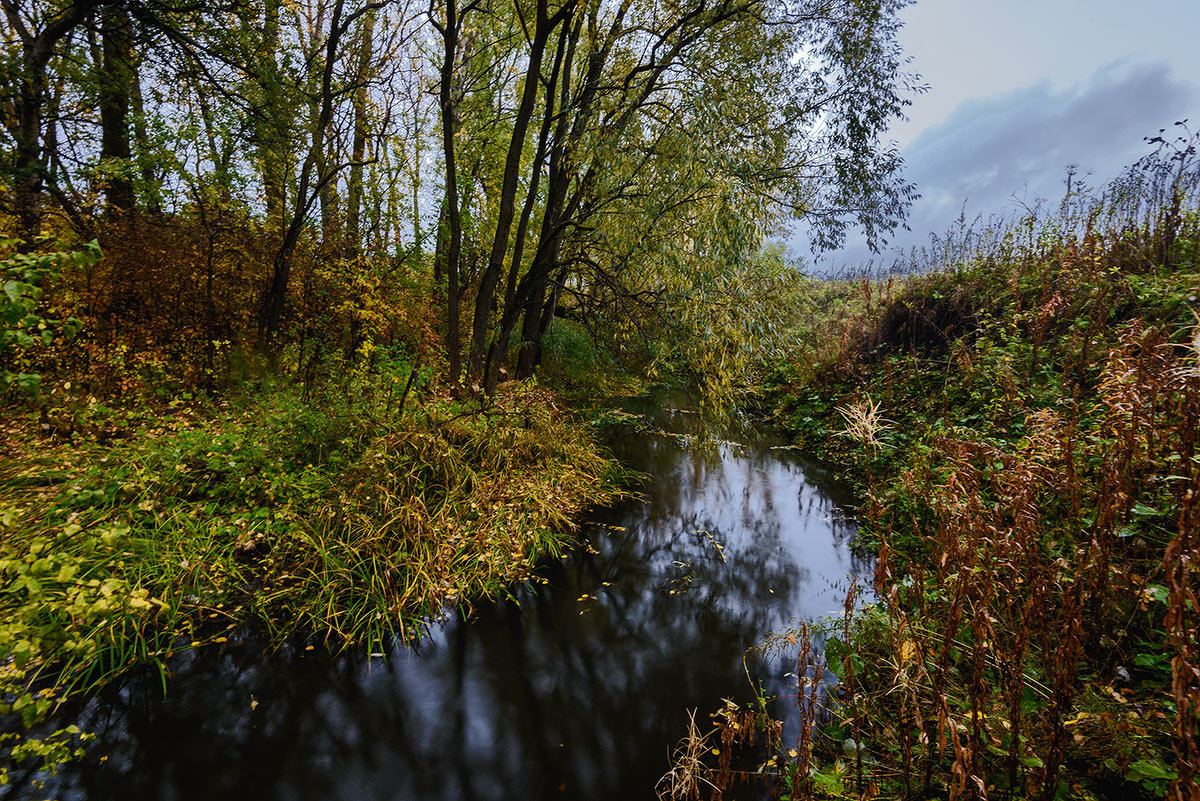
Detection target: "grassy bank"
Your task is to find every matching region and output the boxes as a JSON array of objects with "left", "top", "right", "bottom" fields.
[
  {"left": 651, "top": 138, "right": 1200, "bottom": 801},
  {"left": 758, "top": 142, "right": 1200, "bottom": 799},
  {"left": 0, "top": 351, "right": 623, "bottom": 790}
]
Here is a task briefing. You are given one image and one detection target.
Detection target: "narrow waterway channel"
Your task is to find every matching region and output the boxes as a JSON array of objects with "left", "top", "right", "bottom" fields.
[{"left": 46, "top": 408, "right": 870, "bottom": 801}]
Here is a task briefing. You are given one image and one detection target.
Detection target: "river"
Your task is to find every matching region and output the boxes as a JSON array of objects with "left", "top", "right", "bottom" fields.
[{"left": 41, "top": 406, "right": 869, "bottom": 801}]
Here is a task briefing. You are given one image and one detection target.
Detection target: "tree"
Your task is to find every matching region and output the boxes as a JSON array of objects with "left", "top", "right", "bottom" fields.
[
  {"left": 1, "top": 0, "right": 917, "bottom": 395},
  {"left": 438, "top": 0, "right": 918, "bottom": 395},
  {"left": 428, "top": 0, "right": 476, "bottom": 383},
  {"left": 256, "top": 0, "right": 395, "bottom": 353},
  {"left": 97, "top": 2, "right": 135, "bottom": 215},
  {"left": 1, "top": 0, "right": 101, "bottom": 241}
]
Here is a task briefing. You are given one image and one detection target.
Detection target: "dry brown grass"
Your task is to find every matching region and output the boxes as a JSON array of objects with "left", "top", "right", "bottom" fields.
[{"left": 657, "top": 710, "right": 718, "bottom": 801}]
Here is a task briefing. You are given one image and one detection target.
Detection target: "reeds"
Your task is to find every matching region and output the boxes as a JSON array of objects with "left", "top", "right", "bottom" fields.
[{"left": 657, "top": 710, "right": 718, "bottom": 801}]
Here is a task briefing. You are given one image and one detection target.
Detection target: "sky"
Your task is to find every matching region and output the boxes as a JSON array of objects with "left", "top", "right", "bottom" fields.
[{"left": 795, "top": 0, "right": 1200, "bottom": 272}]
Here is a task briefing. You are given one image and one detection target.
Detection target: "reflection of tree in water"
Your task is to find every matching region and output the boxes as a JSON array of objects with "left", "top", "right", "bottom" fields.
[{"left": 47, "top": 426, "right": 868, "bottom": 801}]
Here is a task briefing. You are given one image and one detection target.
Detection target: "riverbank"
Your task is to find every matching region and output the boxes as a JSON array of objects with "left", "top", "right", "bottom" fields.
[
  {"left": 5, "top": 384, "right": 869, "bottom": 801},
  {"left": 0, "top": 369, "right": 624, "bottom": 788},
  {"left": 760, "top": 154, "right": 1199, "bottom": 798}
]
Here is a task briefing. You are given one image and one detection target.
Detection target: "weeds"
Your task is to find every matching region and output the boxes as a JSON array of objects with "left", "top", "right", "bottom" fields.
[
  {"left": 834, "top": 397, "right": 893, "bottom": 453},
  {"left": 657, "top": 709, "right": 719, "bottom": 801},
  {"left": 652, "top": 133, "right": 1200, "bottom": 800},
  {"left": 763, "top": 133, "right": 1200, "bottom": 799}
]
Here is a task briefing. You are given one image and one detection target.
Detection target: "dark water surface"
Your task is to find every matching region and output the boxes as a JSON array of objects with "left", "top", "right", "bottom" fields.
[{"left": 44, "top": 409, "right": 868, "bottom": 801}]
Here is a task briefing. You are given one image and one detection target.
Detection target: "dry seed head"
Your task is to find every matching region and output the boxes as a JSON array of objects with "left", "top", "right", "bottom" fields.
[
  {"left": 836, "top": 395, "right": 895, "bottom": 451},
  {"left": 655, "top": 709, "right": 716, "bottom": 801}
]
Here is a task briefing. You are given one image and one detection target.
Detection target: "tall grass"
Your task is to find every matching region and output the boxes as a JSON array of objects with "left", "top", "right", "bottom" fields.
[
  {"left": 768, "top": 130, "right": 1200, "bottom": 800},
  {"left": 0, "top": 364, "right": 623, "bottom": 789}
]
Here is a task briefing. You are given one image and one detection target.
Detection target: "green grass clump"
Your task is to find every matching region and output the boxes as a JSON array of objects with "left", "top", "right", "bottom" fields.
[{"left": 0, "top": 358, "right": 623, "bottom": 788}]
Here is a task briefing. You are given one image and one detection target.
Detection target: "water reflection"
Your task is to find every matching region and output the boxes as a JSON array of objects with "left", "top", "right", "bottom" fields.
[{"left": 42, "top": 419, "right": 869, "bottom": 801}]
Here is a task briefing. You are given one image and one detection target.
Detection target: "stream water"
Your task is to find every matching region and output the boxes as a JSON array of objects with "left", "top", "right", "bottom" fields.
[{"left": 38, "top": 407, "right": 870, "bottom": 801}]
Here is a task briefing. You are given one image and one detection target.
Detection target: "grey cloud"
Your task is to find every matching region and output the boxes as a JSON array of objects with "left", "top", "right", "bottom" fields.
[{"left": 800, "top": 61, "right": 1196, "bottom": 273}]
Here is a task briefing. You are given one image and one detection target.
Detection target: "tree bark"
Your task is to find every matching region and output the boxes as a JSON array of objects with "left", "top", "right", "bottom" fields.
[
  {"left": 481, "top": 15, "right": 574, "bottom": 393},
  {"left": 256, "top": 0, "right": 287, "bottom": 234},
  {"left": 259, "top": 0, "right": 360, "bottom": 353},
  {"left": 433, "top": 0, "right": 467, "bottom": 384},
  {"left": 99, "top": 3, "right": 134, "bottom": 215},
  {"left": 510, "top": 17, "right": 578, "bottom": 382},
  {"left": 465, "top": 0, "right": 571, "bottom": 384},
  {"left": 346, "top": 9, "right": 376, "bottom": 251}
]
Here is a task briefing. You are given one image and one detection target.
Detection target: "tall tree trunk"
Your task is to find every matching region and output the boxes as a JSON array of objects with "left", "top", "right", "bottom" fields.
[
  {"left": 532, "top": 265, "right": 567, "bottom": 368},
  {"left": 434, "top": 0, "right": 467, "bottom": 384},
  {"left": 257, "top": 0, "right": 287, "bottom": 234},
  {"left": 259, "top": 0, "right": 350, "bottom": 354},
  {"left": 318, "top": 132, "right": 338, "bottom": 245},
  {"left": 481, "top": 17, "right": 573, "bottom": 393},
  {"left": 2, "top": 0, "right": 98, "bottom": 243},
  {"left": 465, "top": 0, "right": 565, "bottom": 384},
  {"left": 514, "top": 271, "right": 548, "bottom": 379},
  {"left": 13, "top": 71, "right": 46, "bottom": 242},
  {"left": 432, "top": 201, "right": 446, "bottom": 288},
  {"left": 505, "top": 99, "right": 575, "bottom": 383},
  {"left": 99, "top": 4, "right": 134, "bottom": 215},
  {"left": 411, "top": 107, "right": 422, "bottom": 247},
  {"left": 346, "top": 9, "right": 376, "bottom": 252}
]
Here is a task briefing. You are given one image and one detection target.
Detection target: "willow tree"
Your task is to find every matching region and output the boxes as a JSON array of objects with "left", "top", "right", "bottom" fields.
[
  {"left": 440, "top": 0, "right": 917, "bottom": 395},
  {"left": 547, "top": 0, "right": 919, "bottom": 407}
]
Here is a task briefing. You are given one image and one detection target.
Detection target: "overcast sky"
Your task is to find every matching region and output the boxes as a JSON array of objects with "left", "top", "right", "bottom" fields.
[{"left": 795, "top": 0, "right": 1200, "bottom": 271}]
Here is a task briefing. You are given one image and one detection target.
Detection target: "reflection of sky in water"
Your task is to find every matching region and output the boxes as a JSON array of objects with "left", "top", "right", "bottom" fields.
[{"left": 30, "top": 423, "right": 870, "bottom": 801}]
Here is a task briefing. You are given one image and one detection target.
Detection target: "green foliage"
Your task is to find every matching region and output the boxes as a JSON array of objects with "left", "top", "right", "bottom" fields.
[
  {"left": 0, "top": 518, "right": 165, "bottom": 790},
  {"left": 0, "top": 724, "right": 92, "bottom": 793},
  {"left": 0, "top": 239, "right": 95, "bottom": 395}
]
